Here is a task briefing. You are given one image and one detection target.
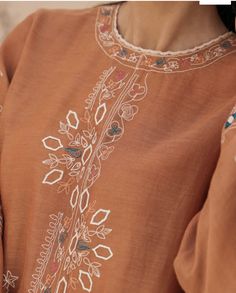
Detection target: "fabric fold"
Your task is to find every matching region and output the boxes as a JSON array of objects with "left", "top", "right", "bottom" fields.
[{"left": 173, "top": 102, "right": 236, "bottom": 292}]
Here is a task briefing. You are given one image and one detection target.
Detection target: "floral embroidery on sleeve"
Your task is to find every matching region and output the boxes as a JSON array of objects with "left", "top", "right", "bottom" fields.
[
  {"left": 224, "top": 107, "right": 236, "bottom": 129},
  {"left": 221, "top": 101, "right": 236, "bottom": 144}
]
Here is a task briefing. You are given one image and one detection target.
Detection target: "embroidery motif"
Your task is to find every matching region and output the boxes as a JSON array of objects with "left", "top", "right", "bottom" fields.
[
  {"left": 95, "top": 4, "right": 236, "bottom": 73},
  {"left": 224, "top": 108, "right": 236, "bottom": 129},
  {"left": 221, "top": 102, "right": 236, "bottom": 144},
  {"left": 2, "top": 270, "right": 19, "bottom": 292},
  {"left": 28, "top": 65, "right": 148, "bottom": 292}
]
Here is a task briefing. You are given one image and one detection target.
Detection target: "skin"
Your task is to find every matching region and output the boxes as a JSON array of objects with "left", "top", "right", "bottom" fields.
[{"left": 117, "top": 1, "right": 232, "bottom": 52}]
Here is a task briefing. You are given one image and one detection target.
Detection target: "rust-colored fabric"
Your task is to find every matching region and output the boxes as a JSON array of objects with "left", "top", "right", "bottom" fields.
[{"left": 0, "top": 3, "right": 236, "bottom": 293}]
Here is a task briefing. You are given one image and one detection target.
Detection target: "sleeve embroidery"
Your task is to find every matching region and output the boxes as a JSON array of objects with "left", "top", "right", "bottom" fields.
[{"left": 221, "top": 100, "right": 236, "bottom": 144}]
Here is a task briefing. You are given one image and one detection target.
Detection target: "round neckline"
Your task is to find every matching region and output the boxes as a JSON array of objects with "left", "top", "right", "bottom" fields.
[
  {"left": 95, "top": 3, "right": 236, "bottom": 73},
  {"left": 113, "top": 2, "right": 234, "bottom": 57}
]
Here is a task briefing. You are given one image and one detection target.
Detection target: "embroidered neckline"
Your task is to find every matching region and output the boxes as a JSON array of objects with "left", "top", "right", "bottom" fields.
[
  {"left": 95, "top": 3, "right": 236, "bottom": 73},
  {"left": 113, "top": 3, "right": 233, "bottom": 56}
]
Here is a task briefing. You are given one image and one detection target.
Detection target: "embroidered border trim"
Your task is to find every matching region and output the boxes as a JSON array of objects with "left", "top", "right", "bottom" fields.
[{"left": 95, "top": 4, "right": 236, "bottom": 73}]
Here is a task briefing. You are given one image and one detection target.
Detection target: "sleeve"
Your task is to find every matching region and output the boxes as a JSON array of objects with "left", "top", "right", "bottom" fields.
[
  {"left": 0, "top": 11, "right": 37, "bottom": 289},
  {"left": 0, "top": 204, "right": 2, "bottom": 289},
  {"left": 173, "top": 98, "right": 236, "bottom": 293}
]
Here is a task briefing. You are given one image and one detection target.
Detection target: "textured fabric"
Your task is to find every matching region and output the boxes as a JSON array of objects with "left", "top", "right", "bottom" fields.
[{"left": 0, "top": 3, "right": 236, "bottom": 293}]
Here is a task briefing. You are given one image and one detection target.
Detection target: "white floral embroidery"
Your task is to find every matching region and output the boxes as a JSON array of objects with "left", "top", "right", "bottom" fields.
[
  {"left": 2, "top": 270, "right": 19, "bottom": 292},
  {"left": 28, "top": 65, "right": 148, "bottom": 293}
]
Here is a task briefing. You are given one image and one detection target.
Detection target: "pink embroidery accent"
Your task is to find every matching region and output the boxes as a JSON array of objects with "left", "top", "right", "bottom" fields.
[{"left": 95, "top": 4, "right": 236, "bottom": 73}]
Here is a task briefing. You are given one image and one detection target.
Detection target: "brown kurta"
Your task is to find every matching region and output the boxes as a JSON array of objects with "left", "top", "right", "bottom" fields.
[{"left": 0, "top": 3, "right": 236, "bottom": 293}]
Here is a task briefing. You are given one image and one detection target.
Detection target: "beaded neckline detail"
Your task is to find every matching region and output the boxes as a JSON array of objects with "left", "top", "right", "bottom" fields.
[{"left": 95, "top": 3, "right": 236, "bottom": 73}]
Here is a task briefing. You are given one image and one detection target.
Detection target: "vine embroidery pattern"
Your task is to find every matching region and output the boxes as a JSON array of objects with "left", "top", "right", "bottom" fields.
[{"left": 28, "top": 65, "right": 148, "bottom": 293}]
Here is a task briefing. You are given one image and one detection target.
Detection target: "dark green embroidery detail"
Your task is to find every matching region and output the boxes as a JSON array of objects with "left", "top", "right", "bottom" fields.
[
  {"left": 76, "top": 240, "right": 91, "bottom": 251},
  {"left": 220, "top": 40, "right": 232, "bottom": 49},
  {"left": 58, "top": 231, "right": 68, "bottom": 244},
  {"left": 107, "top": 121, "right": 122, "bottom": 136},
  {"left": 118, "top": 48, "right": 128, "bottom": 57},
  {"left": 224, "top": 112, "right": 236, "bottom": 128},
  {"left": 155, "top": 58, "right": 166, "bottom": 67},
  {"left": 64, "top": 147, "right": 83, "bottom": 158}
]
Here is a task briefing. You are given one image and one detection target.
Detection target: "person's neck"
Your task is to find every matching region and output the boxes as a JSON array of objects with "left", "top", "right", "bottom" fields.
[{"left": 117, "top": 1, "right": 229, "bottom": 52}]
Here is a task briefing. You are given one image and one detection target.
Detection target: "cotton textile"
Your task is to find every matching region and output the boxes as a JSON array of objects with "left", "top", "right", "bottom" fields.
[{"left": 0, "top": 3, "right": 236, "bottom": 293}]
